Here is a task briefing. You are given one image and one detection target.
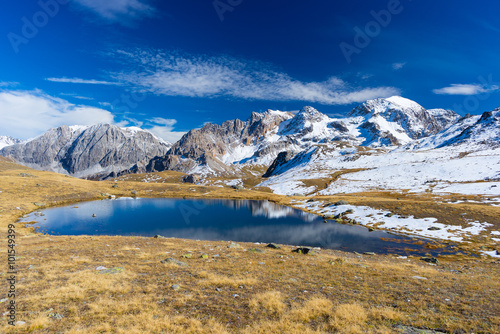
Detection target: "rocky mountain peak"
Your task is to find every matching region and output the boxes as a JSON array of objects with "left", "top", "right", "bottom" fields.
[
  {"left": 348, "top": 96, "right": 446, "bottom": 140},
  {"left": 0, "top": 136, "right": 21, "bottom": 150},
  {"left": 296, "top": 106, "right": 325, "bottom": 122},
  {"left": 0, "top": 123, "right": 171, "bottom": 179}
]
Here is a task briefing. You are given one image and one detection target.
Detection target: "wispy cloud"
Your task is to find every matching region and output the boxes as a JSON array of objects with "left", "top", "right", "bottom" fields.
[
  {"left": 72, "top": 0, "right": 155, "bottom": 23},
  {"left": 392, "top": 62, "right": 406, "bottom": 70},
  {"left": 146, "top": 117, "right": 186, "bottom": 143},
  {"left": 0, "top": 81, "right": 19, "bottom": 88},
  {"left": 0, "top": 90, "right": 117, "bottom": 139},
  {"left": 110, "top": 49, "right": 400, "bottom": 105},
  {"left": 0, "top": 89, "right": 185, "bottom": 143},
  {"left": 46, "top": 77, "right": 121, "bottom": 85},
  {"left": 432, "top": 83, "right": 499, "bottom": 95}
]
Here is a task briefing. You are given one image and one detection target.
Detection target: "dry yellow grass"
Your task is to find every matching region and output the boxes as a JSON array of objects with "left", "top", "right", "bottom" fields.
[
  {"left": 0, "top": 156, "right": 499, "bottom": 333},
  {"left": 248, "top": 291, "right": 287, "bottom": 316}
]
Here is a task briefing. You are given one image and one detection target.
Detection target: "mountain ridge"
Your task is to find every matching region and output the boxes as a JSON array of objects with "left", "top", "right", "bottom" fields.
[
  {"left": 1, "top": 96, "right": 498, "bottom": 185},
  {"left": 0, "top": 124, "right": 171, "bottom": 179}
]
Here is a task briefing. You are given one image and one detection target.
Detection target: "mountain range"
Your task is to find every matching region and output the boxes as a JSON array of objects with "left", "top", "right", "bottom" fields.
[
  {"left": 0, "top": 124, "right": 171, "bottom": 179},
  {"left": 1, "top": 96, "right": 499, "bottom": 194}
]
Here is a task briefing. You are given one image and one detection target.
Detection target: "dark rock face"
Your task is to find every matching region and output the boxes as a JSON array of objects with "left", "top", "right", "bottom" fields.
[
  {"left": 0, "top": 124, "right": 171, "bottom": 178},
  {"left": 263, "top": 151, "right": 294, "bottom": 177},
  {"left": 183, "top": 174, "right": 201, "bottom": 184},
  {"left": 145, "top": 110, "right": 293, "bottom": 173}
]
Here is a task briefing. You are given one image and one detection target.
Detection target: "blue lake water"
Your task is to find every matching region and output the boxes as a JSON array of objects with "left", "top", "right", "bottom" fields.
[{"left": 19, "top": 198, "right": 448, "bottom": 255}]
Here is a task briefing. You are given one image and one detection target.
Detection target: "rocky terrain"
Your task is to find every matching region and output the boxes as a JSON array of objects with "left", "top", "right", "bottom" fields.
[
  {"left": 0, "top": 135, "right": 21, "bottom": 150},
  {"left": 1, "top": 96, "right": 499, "bottom": 195},
  {"left": 0, "top": 124, "right": 171, "bottom": 179}
]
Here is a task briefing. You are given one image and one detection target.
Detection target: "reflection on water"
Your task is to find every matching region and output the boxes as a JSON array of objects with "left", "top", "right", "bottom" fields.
[{"left": 19, "top": 198, "right": 447, "bottom": 255}]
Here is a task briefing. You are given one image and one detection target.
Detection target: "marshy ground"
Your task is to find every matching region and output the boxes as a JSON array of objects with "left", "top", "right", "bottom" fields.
[{"left": 0, "top": 157, "right": 498, "bottom": 333}]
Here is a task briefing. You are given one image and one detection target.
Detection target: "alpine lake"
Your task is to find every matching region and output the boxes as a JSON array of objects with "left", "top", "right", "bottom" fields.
[{"left": 19, "top": 197, "right": 455, "bottom": 256}]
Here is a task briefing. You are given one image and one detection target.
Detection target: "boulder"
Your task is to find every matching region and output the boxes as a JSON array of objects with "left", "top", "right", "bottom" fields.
[{"left": 183, "top": 174, "right": 201, "bottom": 184}]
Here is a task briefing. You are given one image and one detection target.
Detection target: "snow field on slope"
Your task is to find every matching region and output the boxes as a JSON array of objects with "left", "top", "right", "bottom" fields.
[{"left": 290, "top": 200, "right": 495, "bottom": 243}]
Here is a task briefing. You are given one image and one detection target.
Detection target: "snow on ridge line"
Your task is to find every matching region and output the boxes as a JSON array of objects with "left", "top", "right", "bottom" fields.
[
  {"left": 385, "top": 96, "right": 424, "bottom": 110},
  {"left": 289, "top": 200, "right": 494, "bottom": 243}
]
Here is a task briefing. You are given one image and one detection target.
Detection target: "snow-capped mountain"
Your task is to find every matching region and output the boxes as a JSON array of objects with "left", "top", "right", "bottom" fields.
[
  {"left": 257, "top": 105, "right": 500, "bottom": 197},
  {"left": 142, "top": 109, "right": 294, "bottom": 174},
  {"left": 3, "top": 96, "right": 498, "bottom": 190},
  {"left": 0, "top": 124, "right": 171, "bottom": 179},
  {"left": 142, "top": 96, "right": 462, "bottom": 176},
  {"left": 398, "top": 109, "right": 500, "bottom": 151},
  {"left": 0, "top": 136, "right": 21, "bottom": 150},
  {"left": 345, "top": 96, "right": 454, "bottom": 146}
]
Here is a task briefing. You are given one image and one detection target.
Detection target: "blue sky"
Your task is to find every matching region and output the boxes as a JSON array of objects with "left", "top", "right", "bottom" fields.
[{"left": 1, "top": 0, "right": 499, "bottom": 142}]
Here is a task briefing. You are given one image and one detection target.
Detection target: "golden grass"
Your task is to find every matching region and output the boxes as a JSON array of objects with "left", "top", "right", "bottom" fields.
[
  {"left": 0, "top": 157, "right": 499, "bottom": 333},
  {"left": 249, "top": 291, "right": 287, "bottom": 316},
  {"left": 197, "top": 271, "right": 258, "bottom": 288}
]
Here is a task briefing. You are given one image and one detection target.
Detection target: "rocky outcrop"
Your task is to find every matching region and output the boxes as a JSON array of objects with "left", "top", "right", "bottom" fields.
[
  {"left": 0, "top": 124, "right": 171, "bottom": 179},
  {"left": 144, "top": 109, "right": 293, "bottom": 174},
  {"left": 183, "top": 174, "right": 201, "bottom": 184},
  {"left": 263, "top": 151, "right": 294, "bottom": 177}
]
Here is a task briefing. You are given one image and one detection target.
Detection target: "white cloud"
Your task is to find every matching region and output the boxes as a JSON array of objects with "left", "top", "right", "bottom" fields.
[
  {"left": 432, "top": 84, "right": 499, "bottom": 95},
  {"left": 146, "top": 117, "right": 186, "bottom": 143},
  {"left": 112, "top": 50, "right": 400, "bottom": 105},
  {"left": 0, "top": 82, "right": 19, "bottom": 88},
  {"left": 46, "top": 77, "right": 121, "bottom": 85},
  {"left": 72, "top": 0, "right": 155, "bottom": 23},
  {"left": 392, "top": 62, "right": 406, "bottom": 70},
  {"left": 0, "top": 90, "right": 117, "bottom": 140}
]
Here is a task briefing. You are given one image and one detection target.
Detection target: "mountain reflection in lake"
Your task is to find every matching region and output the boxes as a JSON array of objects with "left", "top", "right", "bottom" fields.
[{"left": 19, "top": 198, "right": 443, "bottom": 255}]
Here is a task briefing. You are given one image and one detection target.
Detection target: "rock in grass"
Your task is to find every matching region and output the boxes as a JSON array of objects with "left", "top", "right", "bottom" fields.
[
  {"left": 98, "top": 267, "right": 124, "bottom": 275},
  {"left": 33, "top": 202, "right": 46, "bottom": 207},
  {"left": 420, "top": 256, "right": 439, "bottom": 264},
  {"left": 200, "top": 254, "right": 209, "bottom": 259},
  {"left": 161, "top": 258, "right": 188, "bottom": 267},
  {"left": 181, "top": 253, "right": 192, "bottom": 259},
  {"left": 292, "top": 247, "right": 312, "bottom": 255},
  {"left": 334, "top": 200, "right": 348, "bottom": 206},
  {"left": 248, "top": 248, "right": 265, "bottom": 253},
  {"left": 48, "top": 313, "right": 64, "bottom": 320},
  {"left": 266, "top": 243, "right": 281, "bottom": 249},
  {"left": 153, "top": 235, "right": 166, "bottom": 239},
  {"left": 228, "top": 242, "right": 241, "bottom": 249},
  {"left": 171, "top": 284, "right": 181, "bottom": 291}
]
